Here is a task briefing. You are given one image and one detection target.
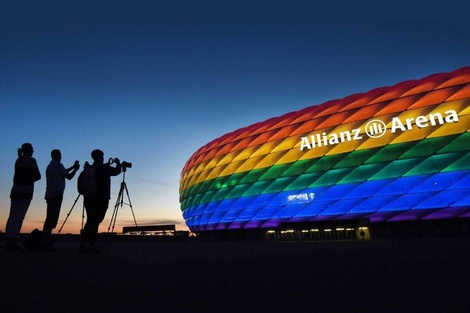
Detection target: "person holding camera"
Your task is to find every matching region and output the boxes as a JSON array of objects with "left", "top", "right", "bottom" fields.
[
  {"left": 42, "top": 149, "right": 80, "bottom": 251},
  {"left": 79, "top": 149, "right": 122, "bottom": 253},
  {"left": 4, "top": 143, "right": 41, "bottom": 251}
]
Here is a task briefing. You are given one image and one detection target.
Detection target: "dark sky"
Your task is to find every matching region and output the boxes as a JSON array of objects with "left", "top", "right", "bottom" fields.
[{"left": 1, "top": 1, "right": 469, "bottom": 233}]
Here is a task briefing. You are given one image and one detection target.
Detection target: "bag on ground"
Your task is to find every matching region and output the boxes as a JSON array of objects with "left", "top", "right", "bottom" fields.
[{"left": 23, "top": 228, "right": 43, "bottom": 250}]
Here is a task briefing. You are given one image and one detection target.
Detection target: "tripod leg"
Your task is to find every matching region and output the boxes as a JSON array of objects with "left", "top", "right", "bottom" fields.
[
  {"left": 81, "top": 200, "right": 85, "bottom": 232},
  {"left": 121, "top": 181, "right": 145, "bottom": 252},
  {"left": 123, "top": 182, "right": 138, "bottom": 228},
  {"left": 108, "top": 182, "right": 124, "bottom": 233},
  {"left": 58, "top": 194, "right": 81, "bottom": 235},
  {"left": 104, "top": 181, "right": 125, "bottom": 255}
]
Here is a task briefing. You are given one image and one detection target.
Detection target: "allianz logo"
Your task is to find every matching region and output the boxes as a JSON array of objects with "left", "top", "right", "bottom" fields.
[{"left": 300, "top": 109, "right": 459, "bottom": 151}]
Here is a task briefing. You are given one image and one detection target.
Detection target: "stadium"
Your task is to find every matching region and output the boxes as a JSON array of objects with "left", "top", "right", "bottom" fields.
[{"left": 179, "top": 67, "right": 470, "bottom": 241}]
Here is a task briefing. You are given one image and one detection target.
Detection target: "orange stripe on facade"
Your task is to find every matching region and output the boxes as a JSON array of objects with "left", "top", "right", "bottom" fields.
[
  {"left": 374, "top": 94, "right": 421, "bottom": 116},
  {"left": 343, "top": 103, "right": 387, "bottom": 124},
  {"left": 447, "top": 83, "right": 470, "bottom": 102},
  {"left": 408, "top": 86, "right": 462, "bottom": 110}
]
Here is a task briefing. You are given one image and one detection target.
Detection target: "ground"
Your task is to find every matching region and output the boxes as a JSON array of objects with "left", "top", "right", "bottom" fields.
[{"left": 1, "top": 236, "right": 469, "bottom": 312}]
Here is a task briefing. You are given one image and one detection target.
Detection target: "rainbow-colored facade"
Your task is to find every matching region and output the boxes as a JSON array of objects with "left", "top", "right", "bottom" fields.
[{"left": 179, "top": 67, "right": 470, "bottom": 234}]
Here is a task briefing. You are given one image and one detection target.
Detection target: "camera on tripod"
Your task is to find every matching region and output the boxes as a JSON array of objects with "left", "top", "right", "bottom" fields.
[{"left": 108, "top": 158, "right": 132, "bottom": 169}]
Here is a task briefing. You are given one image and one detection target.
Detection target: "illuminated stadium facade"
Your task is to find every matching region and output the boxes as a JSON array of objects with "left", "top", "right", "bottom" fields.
[{"left": 179, "top": 67, "right": 470, "bottom": 240}]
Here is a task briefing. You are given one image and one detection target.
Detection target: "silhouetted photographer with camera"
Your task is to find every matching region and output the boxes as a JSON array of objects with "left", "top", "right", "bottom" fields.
[
  {"left": 42, "top": 149, "right": 80, "bottom": 251},
  {"left": 79, "top": 149, "right": 124, "bottom": 254}
]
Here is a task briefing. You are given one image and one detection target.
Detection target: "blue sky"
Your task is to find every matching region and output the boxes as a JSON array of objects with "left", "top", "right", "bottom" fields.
[{"left": 1, "top": 2, "right": 469, "bottom": 234}]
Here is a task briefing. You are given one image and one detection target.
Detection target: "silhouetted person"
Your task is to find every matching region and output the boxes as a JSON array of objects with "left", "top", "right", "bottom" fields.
[
  {"left": 41, "top": 149, "right": 80, "bottom": 251},
  {"left": 360, "top": 230, "right": 366, "bottom": 240},
  {"left": 80, "top": 149, "right": 122, "bottom": 253},
  {"left": 4, "top": 143, "right": 41, "bottom": 251}
]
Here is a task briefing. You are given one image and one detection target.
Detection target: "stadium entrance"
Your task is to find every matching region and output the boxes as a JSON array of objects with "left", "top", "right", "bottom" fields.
[{"left": 266, "top": 219, "right": 371, "bottom": 241}]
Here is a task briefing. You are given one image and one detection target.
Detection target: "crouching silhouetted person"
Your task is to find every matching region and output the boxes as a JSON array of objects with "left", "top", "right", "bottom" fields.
[
  {"left": 79, "top": 149, "right": 122, "bottom": 253},
  {"left": 4, "top": 143, "right": 41, "bottom": 251},
  {"left": 42, "top": 149, "right": 80, "bottom": 251}
]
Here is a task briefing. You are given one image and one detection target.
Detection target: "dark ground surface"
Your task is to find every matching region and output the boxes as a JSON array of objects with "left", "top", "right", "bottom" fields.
[{"left": 1, "top": 236, "right": 470, "bottom": 313}]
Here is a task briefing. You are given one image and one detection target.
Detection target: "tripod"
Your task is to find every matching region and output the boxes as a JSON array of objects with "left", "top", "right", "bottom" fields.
[
  {"left": 57, "top": 193, "right": 85, "bottom": 235},
  {"left": 105, "top": 169, "right": 145, "bottom": 254},
  {"left": 107, "top": 169, "right": 138, "bottom": 234}
]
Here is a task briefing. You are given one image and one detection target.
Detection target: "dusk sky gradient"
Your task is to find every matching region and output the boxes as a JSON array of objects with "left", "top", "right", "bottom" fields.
[{"left": 1, "top": 2, "right": 469, "bottom": 234}]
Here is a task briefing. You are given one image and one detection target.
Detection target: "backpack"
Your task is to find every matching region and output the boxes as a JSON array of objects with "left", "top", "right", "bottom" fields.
[
  {"left": 23, "top": 228, "right": 43, "bottom": 250},
  {"left": 77, "top": 165, "right": 98, "bottom": 196}
]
